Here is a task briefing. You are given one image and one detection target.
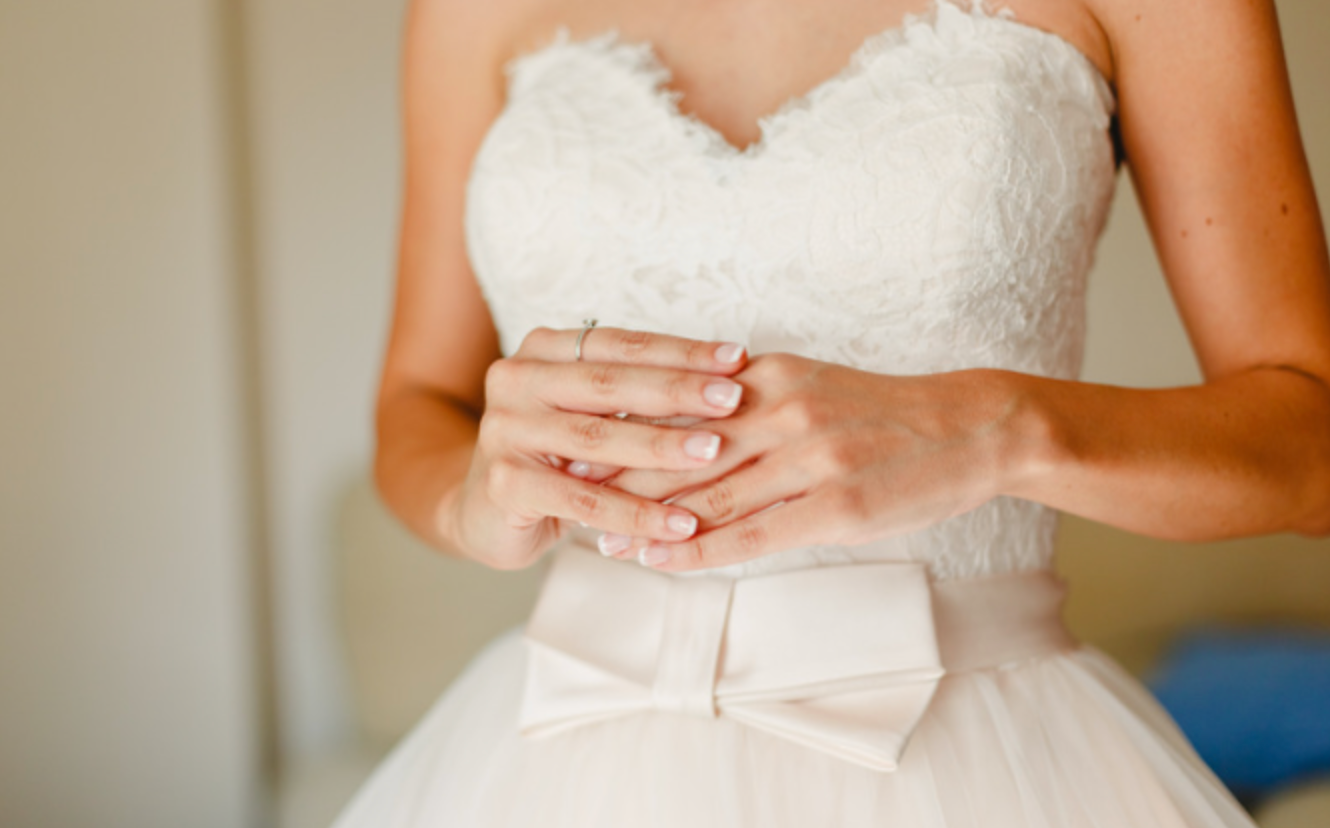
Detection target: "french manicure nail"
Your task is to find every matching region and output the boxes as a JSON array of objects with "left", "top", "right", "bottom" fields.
[
  {"left": 639, "top": 545, "right": 671, "bottom": 567},
  {"left": 703, "top": 380, "right": 743, "bottom": 409},
  {"left": 715, "top": 342, "right": 745, "bottom": 363},
  {"left": 666, "top": 513, "right": 698, "bottom": 537},
  {"left": 598, "top": 533, "right": 632, "bottom": 557},
  {"left": 683, "top": 432, "right": 721, "bottom": 461}
]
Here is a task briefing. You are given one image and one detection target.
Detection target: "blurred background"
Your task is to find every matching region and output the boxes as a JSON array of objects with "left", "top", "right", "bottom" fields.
[{"left": 1, "top": 1, "right": 1328, "bottom": 827}]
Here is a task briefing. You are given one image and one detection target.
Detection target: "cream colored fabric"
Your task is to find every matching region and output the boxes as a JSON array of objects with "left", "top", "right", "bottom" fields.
[
  {"left": 521, "top": 542, "right": 1076, "bottom": 772},
  {"left": 465, "top": 0, "right": 1116, "bottom": 584},
  {"left": 331, "top": 1, "right": 1260, "bottom": 824}
]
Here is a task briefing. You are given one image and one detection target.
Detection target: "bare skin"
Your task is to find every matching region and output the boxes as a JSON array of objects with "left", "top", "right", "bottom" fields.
[{"left": 376, "top": 0, "right": 1330, "bottom": 573}]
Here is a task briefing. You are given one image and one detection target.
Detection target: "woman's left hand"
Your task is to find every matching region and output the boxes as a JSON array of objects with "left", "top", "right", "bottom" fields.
[{"left": 588, "top": 353, "right": 1036, "bottom": 571}]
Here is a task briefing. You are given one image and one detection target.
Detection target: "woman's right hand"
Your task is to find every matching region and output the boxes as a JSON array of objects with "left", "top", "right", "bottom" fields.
[{"left": 442, "top": 325, "right": 748, "bottom": 570}]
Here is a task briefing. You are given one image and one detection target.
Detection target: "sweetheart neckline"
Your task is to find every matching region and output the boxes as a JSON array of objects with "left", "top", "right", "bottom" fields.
[{"left": 499, "top": 0, "right": 1117, "bottom": 162}]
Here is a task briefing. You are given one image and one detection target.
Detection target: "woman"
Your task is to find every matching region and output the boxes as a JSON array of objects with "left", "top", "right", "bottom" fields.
[{"left": 333, "top": 0, "right": 1330, "bottom": 824}]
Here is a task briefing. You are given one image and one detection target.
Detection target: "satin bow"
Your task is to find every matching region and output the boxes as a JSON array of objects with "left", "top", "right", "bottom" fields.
[
  {"left": 519, "top": 544, "right": 949, "bottom": 771},
  {"left": 519, "top": 540, "right": 1075, "bottom": 771}
]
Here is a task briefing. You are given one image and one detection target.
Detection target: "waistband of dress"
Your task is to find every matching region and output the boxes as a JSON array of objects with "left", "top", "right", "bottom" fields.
[{"left": 517, "top": 538, "right": 1078, "bottom": 771}]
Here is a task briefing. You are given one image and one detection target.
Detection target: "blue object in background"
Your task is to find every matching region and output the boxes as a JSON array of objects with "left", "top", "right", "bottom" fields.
[{"left": 1146, "top": 625, "right": 1330, "bottom": 802}]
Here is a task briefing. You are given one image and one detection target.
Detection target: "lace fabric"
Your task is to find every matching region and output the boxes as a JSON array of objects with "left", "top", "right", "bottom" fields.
[
  {"left": 326, "top": 5, "right": 1260, "bottom": 826},
  {"left": 464, "top": 0, "right": 1119, "bottom": 580}
]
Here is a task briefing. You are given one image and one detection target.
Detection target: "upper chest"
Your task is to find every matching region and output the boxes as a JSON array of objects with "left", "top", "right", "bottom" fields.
[
  {"left": 467, "top": 0, "right": 1121, "bottom": 309},
  {"left": 500, "top": 0, "right": 1114, "bottom": 154}
]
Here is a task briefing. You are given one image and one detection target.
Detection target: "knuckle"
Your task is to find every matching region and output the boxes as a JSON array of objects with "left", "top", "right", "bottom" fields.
[
  {"left": 485, "top": 456, "right": 520, "bottom": 500},
  {"left": 518, "top": 326, "right": 555, "bottom": 355},
  {"left": 703, "top": 481, "right": 738, "bottom": 521},
  {"left": 675, "top": 537, "right": 705, "bottom": 569},
  {"left": 816, "top": 439, "right": 858, "bottom": 476},
  {"left": 484, "top": 358, "right": 515, "bottom": 397},
  {"left": 684, "top": 338, "right": 712, "bottom": 369},
  {"left": 662, "top": 371, "right": 691, "bottom": 405},
  {"left": 615, "top": 329, "right": 653, "bottom": 362},
  {"left": 773, "top": 352, "right": 805, "bottom": 375},
  {"left": 754, "top": 352, "right": 779, "bottom": 369},
  {"left": 648, "top": 429, "right": 675, "bottom": 462},
  {"left": 588, "top": 364, "right": 622, "bottom": 395},
  {"left": 476, "top": 408, "right": 509, "bottom": 452},
  {"left": 629, "top": 497, "right": 657, "bottom": 535},
  {"left": 567, "top": 486, "right": 603, "bottom": 519},
  {"left": 734, "top": 521, "right": 768, "bottom": 555},
  {"left": 830, "top": 485, "right": 869, "bottom": 522},
  {"left": 756, "top": 352, "right": 796, "bottom": 380},
  {"left": 775, "top": 395, "right": 818, "bottom": 431},
  {"left": 571, "top": 416, "right": 611, "bottom": 449}
]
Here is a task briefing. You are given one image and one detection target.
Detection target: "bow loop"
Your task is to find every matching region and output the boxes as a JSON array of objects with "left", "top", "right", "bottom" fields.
[
  {"left": 520, "top": 543, "right": 1075, "bottom": 771},
  {"left": 520, "top": 545, "right": 946, "bottom": 771}
]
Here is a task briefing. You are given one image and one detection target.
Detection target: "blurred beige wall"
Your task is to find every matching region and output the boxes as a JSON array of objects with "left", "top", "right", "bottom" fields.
[
  {"left": 0, "top": 1, "right": 262, "bottom": 827},
  {"left": 1, "top": 1, "right": 1327, "bottom": 827},
  {"left": 236, "top": 0, "right": 409, "bottom": 760},
  {"left": 1062, "top": 0, "right": 1330, "bottom": 668}
]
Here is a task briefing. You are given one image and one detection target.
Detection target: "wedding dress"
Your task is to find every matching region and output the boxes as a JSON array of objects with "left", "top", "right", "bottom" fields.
[{"left": 330, "top": 1, "right": 1259, "bottom": 825}]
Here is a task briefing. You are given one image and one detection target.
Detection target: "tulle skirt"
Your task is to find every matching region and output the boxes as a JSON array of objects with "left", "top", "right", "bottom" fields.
[{"left": 329, "top": 625, "right": 1257, "bottom": 827}]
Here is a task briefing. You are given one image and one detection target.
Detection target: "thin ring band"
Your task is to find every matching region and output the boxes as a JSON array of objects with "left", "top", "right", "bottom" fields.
[{"left": 574, "top": 318, "right": 598, "bottom": 362}]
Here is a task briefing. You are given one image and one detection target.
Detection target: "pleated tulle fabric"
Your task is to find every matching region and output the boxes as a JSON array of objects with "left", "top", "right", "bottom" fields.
[
  {"left": 330, "top": 0, "right": 1260, "bottom": 824},
  {"left": 331, "top": 630, "right": 1255, "bottom": 827}
]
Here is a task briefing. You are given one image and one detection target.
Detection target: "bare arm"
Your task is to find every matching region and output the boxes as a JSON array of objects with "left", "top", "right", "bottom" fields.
[
  {"left": 1000, "top": 0, "right": 1330, "bottom": 539},
  {"left": 375, "top": 0, "right": 752, "bottom": 568},
  {"left": 372, "top": 0, "right": 509, "bottom": 552},
  {"left": 593, "top": 0, "right": 1330, "bottom": 571}
]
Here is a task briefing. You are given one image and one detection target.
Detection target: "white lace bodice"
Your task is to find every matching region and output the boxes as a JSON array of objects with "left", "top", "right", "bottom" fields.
[{"left": 464, "top": 0, "right": 1119, "bottom": 580}]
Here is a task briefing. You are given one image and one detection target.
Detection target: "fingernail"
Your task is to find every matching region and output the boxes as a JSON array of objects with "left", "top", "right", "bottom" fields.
[
  {"left": 639, "top": 545, "right": 671, "bottom": 567},
  {"left": 568, "top": 460, "right": 592, "bottom": 477},
  {"left": 598, "top": 533, "right": 631, "bottom": 557},
  {"left": 683, "top": 432, "right": 721, "bottom": 460},
  {"left": 715, "top": 342, "right": 745, "bottom": 363},
  {"left": 666, "top": 513, "right": 697, "bottom": 537},
  {"left": 703, "top": 380, "right": 742, "bottom": 409}
]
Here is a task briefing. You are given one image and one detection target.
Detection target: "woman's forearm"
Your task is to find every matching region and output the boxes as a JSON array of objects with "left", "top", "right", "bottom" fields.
[
  {"left": 995, "top": 365, "right": 1330, "bottom": 540},
  {"left": 373, "top": 384, "right": 481, "bottom": 557}
]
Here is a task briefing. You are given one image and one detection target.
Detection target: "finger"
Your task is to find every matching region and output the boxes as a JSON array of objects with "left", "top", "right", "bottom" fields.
[
  {"left": 669, "top": 459, "right": 810, "bottom": 530},
  {"left": 594, "top": 530, "right": 639, "bottom": 559},
  {"left": 524, "top": 362, "right": 745, "bottom": 419},
  {"left": 601, "top": 466, "right": 715, "bottom": 502},
  {"left": 515, "top": 325, "right": 748, "bottom": 372},
  {"left": 605, "top": 443, "right": 769, "bottom": 503},
  {"left": 635, "top": 497, "right": 817, "bottom": 572},
  {"left": 503, "top": 462, "right": 701, "bottom": 542},
  {"left": 517, "top": 411, "right": 725, "bottom": 471},
  {"left": 565, "top": 459, "right": 621, "bottom": 482}
]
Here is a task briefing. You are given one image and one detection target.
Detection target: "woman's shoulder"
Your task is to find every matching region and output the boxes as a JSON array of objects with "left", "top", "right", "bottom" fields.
[
  {"left": 1079, "top": 0, "right": 1283, "bottom": 87},
  {"left": 404, "top": 0, "right": 555, "bottom": 83}
]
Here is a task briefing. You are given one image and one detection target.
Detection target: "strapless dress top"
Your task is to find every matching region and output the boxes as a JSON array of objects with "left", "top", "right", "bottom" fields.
[
  {"left": 464, "top": 0, "right": 1120, "bottom": 581},
  {"left": 329, "top": 5, "right": 1260, "bottom": 827}
]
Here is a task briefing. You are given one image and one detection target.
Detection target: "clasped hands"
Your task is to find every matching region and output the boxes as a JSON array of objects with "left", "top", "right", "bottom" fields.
[{"left": 453, "top": 324, "right": 1018, "bottom": 572}]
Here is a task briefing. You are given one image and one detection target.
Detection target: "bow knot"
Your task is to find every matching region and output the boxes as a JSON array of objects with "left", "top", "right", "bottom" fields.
[
  {"left": 520, "top": 543, "right": 1074, "bottom": 771},
  {"left": 649, "top": 573, "right": 732, "bottom": 717}
]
